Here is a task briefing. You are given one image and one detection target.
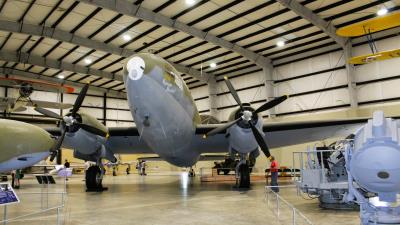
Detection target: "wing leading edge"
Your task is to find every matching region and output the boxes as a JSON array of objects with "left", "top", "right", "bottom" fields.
[{"left": 194, "top": 118, "right": 368, "bottom": 152}]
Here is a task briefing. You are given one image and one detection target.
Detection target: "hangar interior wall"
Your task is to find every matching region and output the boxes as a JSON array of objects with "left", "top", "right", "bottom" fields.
[{"left": 190, "top": 30, "right": 400, "bottom": 122}]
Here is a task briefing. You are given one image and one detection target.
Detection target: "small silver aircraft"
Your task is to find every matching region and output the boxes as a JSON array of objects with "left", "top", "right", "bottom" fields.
[
  {"left": 0, "top": 77, "right": 74, "bottom": 117},
  {"left": 28, "top": 53, "right": 367, "bottom": 190}
]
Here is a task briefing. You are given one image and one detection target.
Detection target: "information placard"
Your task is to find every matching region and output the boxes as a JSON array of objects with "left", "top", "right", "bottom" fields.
[{"left": 0, "top": 183, "right": 19, "bottom": 205}]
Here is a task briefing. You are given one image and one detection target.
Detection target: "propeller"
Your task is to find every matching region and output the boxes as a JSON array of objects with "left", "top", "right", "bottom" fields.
[
  {"left": 205, "top": 76, "right": 289, "bottom": 159},
  {"left": 34, "top": 83, "right": 107, "bottom": 162}
]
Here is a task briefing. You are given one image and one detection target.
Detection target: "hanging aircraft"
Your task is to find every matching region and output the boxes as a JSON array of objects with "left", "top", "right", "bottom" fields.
[
  {"left": 0, "top": 77, "right": 74, "bottom": 117},
  {"left": 336, "top": 11, "right": 400, "bottom": 64},
  {"left": 33, "top": 53, "right": 369, "bottom": 190}
]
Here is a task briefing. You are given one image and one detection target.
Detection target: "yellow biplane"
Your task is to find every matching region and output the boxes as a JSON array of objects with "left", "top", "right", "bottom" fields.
[{"left": 336, "top": 11, "right": 400, "bottom": 65}]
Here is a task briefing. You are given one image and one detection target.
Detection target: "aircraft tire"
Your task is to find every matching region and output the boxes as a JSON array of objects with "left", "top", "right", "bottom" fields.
[
  {"left": 238, "top": 164, "right": 250, "bottom": 188},
  {"left": 86, "top": 165, "right": 103, "bottom": 191},
  {"left": 223, "top": 169, "right": 230, "bottom": 175}
]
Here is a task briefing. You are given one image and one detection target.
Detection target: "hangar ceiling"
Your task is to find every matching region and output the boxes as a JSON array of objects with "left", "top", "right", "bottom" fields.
[{"left": 0, "top": 0, "right": 398, "bottom": 94}]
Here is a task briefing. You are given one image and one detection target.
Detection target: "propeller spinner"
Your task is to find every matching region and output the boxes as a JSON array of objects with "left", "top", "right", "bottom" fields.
[
  {"left": 35, "top": 83, "right": 108, "bottom": 162},
  {"left": 204, "top": 76, "right": 289, "bottom": 159}
]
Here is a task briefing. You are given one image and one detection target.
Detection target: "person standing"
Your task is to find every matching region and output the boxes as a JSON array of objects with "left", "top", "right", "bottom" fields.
[
  {"left": 64, "top": 159, "right": 70, "bottom": 168},
  {"left": 126, "top": 164, "right": 131, "bottom": 175},
  {"left": 269, "top": 156, "right": 279, "bottom": 192},
  {"left": 14, "top": 169, "right": 21, "bottom": 189},
  {"left": 140, "top": 160, "right": 146, "bottom": 176},
  {"left": 11, "top": 170, "right": 16, "bottom": 188},
  {"left": 64, "top": 159, "right": 70, "bottom": 180},
  {"left": 136, "top": 161, "right": 141, "bottom": 174}
]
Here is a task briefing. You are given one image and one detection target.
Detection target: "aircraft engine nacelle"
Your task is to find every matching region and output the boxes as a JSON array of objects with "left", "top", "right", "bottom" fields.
[
  {"left": 62, "top": 129, "right": 116, "bottom": 163},
  {"left": 227, "top": 105, "right": 261, "bottom": 154},
  {"left": 350, "top": 111, "right": 400, "bottom": 202},
  {"left": 228, "top": 124, "right": 259, "bottom": 153}
]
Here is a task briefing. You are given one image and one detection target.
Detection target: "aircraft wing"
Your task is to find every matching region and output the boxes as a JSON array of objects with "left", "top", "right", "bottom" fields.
[
  {"left": 104, "top": 118, "right": 367, "bottom": 155},
  {"left": 193, "top": 118, "right": 368, "bottom": 153},
  {"left": 28, "top": 100, "right": 73, "bottom": 109},
  {"left": 0, "top": 97, "right": 26, "bottom": 112},
  {"left": 0, "top": 97, "right": 13, "bottom": 107}
]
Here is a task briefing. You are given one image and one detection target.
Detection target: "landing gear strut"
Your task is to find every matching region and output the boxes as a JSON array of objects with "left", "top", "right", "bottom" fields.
[
  {"left": 235, "top": 158, "right": 250, "bottom": 188},
  {"left": 86, "top": 165, "right": 108, "bottom": 192},
  {"left": 238, "top": 164, "right": 250, "bottom": 188}
]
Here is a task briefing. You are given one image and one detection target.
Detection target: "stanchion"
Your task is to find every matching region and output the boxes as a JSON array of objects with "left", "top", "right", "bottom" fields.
[
  {"left": 3, "top": 205, "right": 7, "bottom": 225},
  {"left": 292, "top": 208, "right": 296, "bottom": 225},
  {"left": 57, "top": 207, "right": 60, "bottom": 225}
]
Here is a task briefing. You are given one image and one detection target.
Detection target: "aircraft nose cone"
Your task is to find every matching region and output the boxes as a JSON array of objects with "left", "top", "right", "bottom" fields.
[{"left": 126, "top": 56, "right": 146, "bottom": 81}]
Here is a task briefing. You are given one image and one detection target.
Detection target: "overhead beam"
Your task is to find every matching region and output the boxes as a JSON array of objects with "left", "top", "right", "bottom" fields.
[
  {"left": 0, "top": 67, "right": 126, "bottom": 98},
  {"left": 76, "top": 0, "right": 273, "bottom": 69},
  {"left": 0, "top": 50, "right": 121, "bottom": 81},
  {"left": 0, "top": 20, "right": 211, "bottom": 83},
  {"left": 276, "top": 0, "right": 348, "bottom": 48}
]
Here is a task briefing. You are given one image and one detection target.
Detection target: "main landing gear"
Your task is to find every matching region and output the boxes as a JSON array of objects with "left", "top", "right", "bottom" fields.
[{"left": 86, "top": 165, "right": 108, "bottom": 192}]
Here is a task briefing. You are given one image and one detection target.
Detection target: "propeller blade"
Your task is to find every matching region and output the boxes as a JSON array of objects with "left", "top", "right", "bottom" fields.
[
  {"left": 49, "top": 129, "right": 67, "bottom": 162},
  {"left": 224, "top": 76, "right": 244, "bottom": 111},
  {"left": 34, "top": 107, "right": 62, "bottom": 119},
  {"left": 71, "top": 83, "right": 89, "bottom": 116},
  {"left": 49, "top": 151, "right": 57, "bottom": 162},
  {"left": 249, "top": 121, "right": 271, "bottom": 158},
  {"left": 53, "top": 129, "right": 67, "bottom": 152},
  {"left": 76, "top": 123, "right": 108, "bottom": 137},
  {"left": 203, "top": 117, "right": 242, "bottom": 138},
  {"left": 254, "top": 95, "right": 289, "bottom": 114}
]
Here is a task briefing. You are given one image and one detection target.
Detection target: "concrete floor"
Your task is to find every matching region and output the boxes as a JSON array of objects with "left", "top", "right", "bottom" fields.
[{"left": 0, "top": 173, "right": 361, "bottom": 225}]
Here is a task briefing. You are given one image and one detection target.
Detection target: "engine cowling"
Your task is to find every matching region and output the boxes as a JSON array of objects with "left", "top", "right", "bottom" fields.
[
  {"left": 227, "top": 104, "right": 262, "bottom": 154},
  {"left": 351, "top": 111, "right": 400, "bottom": 202},
  {"left": 61, "top": 113, "right": 116, "bottom": 163}
]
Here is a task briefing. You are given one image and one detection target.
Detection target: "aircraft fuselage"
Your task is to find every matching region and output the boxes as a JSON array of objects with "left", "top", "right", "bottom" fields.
[
  {"left": 123, "top": 53, "right": 262, "bottom": 167},
  {"left": 124, "top": 54, "right": 201, "bottom": 166}
]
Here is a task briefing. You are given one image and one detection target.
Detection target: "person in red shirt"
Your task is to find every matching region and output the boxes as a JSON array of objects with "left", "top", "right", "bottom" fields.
[{"left": 269, "top": 156, "right": 279, "bottom": 192}]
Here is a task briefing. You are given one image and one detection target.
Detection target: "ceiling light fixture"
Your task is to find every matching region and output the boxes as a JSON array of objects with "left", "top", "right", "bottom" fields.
[
  {"left": 84, "top": 58, "right": 92, "bottom": 64},
  {"left": 377, "top": 7, "right": 388, "bottom": 16},
  {"left": 57, "top": 74, "right": 65, "bottom": 79},
  {"left": 210, "top": 62, "right": 217, "bottom": 68},
  {"left": 186, "top": 0, "right": 196, "bottom": 5},
  {"left": 277, "top": 40, "right": 285, "bottom": 47},
  {"left": 122, "top": 34, "right": 131, "bottom": 41}
]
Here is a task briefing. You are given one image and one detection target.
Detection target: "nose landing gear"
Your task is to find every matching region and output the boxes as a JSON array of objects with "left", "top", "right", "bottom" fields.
[
  {"left": 235, "top": 158, "right": 251, "bottom": 189},
  {"left": 237, "top": 163, "right": 250, "bottom": 188}
]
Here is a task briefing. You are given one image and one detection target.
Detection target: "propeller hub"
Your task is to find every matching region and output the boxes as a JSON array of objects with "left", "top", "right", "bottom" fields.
[
  {"left": 63, "top": 116, "right": 75, "bottom": 126},
  {"left": 241, "top": 110, "right": 253, "bottom": 122}
]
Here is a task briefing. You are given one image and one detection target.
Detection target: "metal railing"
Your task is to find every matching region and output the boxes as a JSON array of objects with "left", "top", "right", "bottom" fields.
[
  {"left": 265, "top": 185, "right": 314, "bottom": 225},
  {"left": 0, "top": 176, "right": 67, "bottom": 225}
]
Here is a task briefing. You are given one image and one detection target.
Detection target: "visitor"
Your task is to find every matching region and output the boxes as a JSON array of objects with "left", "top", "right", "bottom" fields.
[{"left": 269, "top": 156, "right": 279, "bottom": 192}]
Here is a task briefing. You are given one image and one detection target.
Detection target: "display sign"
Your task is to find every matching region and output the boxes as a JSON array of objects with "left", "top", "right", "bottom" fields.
[
  {"left": 57, "top": 168, "right": 72, "bottom": 177},
  {"left": 0, "top": 183, "right": 19, "bottom": 205}
]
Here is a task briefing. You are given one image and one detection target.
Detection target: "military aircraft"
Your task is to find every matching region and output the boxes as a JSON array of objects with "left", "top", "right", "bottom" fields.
[
  {"left": 0, "top": 119, "right": 53, "bottom": 173},
  {"left": 28, "top": 53, "right": 370, "bottom": 190},
  {"left": 0, "top": 77, "right": 74, "bottom": 117}
]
